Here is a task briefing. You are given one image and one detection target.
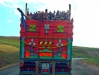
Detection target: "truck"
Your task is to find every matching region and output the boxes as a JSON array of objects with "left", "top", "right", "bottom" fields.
[{"left": 18, "top": 3, "right": 73, "bottom": 75}]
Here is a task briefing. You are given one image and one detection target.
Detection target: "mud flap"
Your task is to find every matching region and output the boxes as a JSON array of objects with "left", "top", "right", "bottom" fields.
[
  {"left": 36, "top": 61, "right": 39, "bottom": 75},
  {"left": 52, "top": 61, "right": 55, "bottom": 75}
]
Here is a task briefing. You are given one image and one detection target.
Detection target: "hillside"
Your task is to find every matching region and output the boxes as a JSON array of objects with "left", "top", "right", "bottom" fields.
[
  {"left": 73, "top": 46, "right": 99, "bottom": 66},
  {"left": 0, "top": 36, "right": 99, "bottom": 68}
]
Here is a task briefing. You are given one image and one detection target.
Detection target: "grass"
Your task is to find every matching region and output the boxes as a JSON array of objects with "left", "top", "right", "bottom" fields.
[
  {"left": 0, "top": 36, "right": 99, "bottom": 68},
  {"left": 0, "top": 36, "right": 20, "bottom": 68},
  {"left": 72, "top": 46, "right": 99, "bottom": 67},
  {"left": 0, "top": 44, "right": 19, "bottom": 68},
  {"left": 0, "top": 36, "right": 19, "bottom": 48},
  {"left": 83, "top": 57, "right": 99, "bottom": 66}
]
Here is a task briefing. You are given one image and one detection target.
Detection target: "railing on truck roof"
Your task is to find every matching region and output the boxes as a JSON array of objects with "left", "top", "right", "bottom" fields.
[{"left": 17, "top": 3, "right": 72, "bottom": 29}]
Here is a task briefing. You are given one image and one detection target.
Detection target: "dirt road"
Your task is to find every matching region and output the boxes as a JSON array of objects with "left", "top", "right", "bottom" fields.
[
  {"left": 72, "top": 58, "right": 99, "bottom": 75},
  {"left": 0, "top": 58, "right": 99, "bottom": 75}
]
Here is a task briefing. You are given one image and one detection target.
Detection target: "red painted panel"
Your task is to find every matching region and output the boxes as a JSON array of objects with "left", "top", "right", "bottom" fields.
[
  {"left": 53, "top": 33, "right": 67, "bottom": 38},
  {"left": 51, "top": 26, "right": 68, "bottom": 32},
  {"left": 21, "top": 25, "right": 26, "bottom": 32},
  {"left": 68, "top": 27, "right": 73, "bottom": 34},
  {"left": 26, "top": 20, "right": 40, "bottom": 26},
  {"left": 26, "top": 32, "right": 39, "bottom": 37},
  {"left": 20, "top": 32, "right": 26, "bottom": 38},
  {"left": 20, "top": 20, "right": 73, "bottom": 53}
]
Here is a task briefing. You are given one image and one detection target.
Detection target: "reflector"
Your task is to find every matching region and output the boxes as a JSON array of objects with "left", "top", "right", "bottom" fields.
[
  {"left": 50, "top": 66, "right": 52, "bottom": 73},
  {"left": 43, "top": 69, "right": 48, "bottom": 72},
  {"left": 25, "top": 51, "right": 30, "bottom": 58},
  {"left": 20, "top": 62, "right": 24, "bottom": 67}
]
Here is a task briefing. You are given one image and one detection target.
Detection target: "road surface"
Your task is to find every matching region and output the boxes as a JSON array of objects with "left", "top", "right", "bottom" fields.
[{"left": 0, "top": 58, "right": 99, "bottom": 75}]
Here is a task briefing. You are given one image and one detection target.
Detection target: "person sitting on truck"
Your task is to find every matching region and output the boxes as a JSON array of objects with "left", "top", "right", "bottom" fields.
[
  {"left": 56, "top": 10, "right": 60, "bottom": 20},
  {"left": 26, "top": 9, "right": 71, "bottom": 21},
  {"left": 28, "top": 12, "right": 32, "bottom": 20},
  {"left": 40, "top": 11, "right": 44, "bottom": 22},
  {"left": 53, "top": 10, "right": 56, "bottom": 20},
  {"left": 66, "top": 10, "right": 70, "bottom": 20},
  {"left": 48, "top": 11, "right": 53, "bottom": 20}
]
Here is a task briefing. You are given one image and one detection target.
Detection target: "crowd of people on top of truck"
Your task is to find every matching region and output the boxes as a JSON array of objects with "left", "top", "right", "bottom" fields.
[{"left": 26, "top": 9, "right": 71, "bottom": 21}]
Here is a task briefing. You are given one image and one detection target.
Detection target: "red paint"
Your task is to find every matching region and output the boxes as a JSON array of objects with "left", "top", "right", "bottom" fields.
[
  {"left": 24, "top": 51, "right": 30, "bottom": 58},
  {"left": 43, "top": 69, "right": 48, "bottom": 72},
  {"left": 21, "top": 20, "right": 73, "bottom": 59},
  {"left": 62, "top": 54, "right": 67, "bottom": 59},
  {"left": 20, "top": 63, "right": 24, "bottom": 67}
]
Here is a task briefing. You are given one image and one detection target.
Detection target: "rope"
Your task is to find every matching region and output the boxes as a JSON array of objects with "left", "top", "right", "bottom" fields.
[{"left": 21, "top": 40, "right": 71, "bottom": 49}]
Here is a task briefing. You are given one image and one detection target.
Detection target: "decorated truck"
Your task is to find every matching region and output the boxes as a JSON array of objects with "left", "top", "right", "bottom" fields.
[{"left": 18, "top": 3, "right": 73, "bottom": 75}]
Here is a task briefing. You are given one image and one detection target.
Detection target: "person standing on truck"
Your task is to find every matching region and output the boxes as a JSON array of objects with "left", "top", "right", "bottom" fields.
[{"left": 45, "top": 9, "right": 48, "bottom": 20}]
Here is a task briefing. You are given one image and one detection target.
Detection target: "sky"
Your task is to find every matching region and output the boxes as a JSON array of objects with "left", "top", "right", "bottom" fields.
[{"left": 0, "top": 0, "right": 99, "bottom": 48}]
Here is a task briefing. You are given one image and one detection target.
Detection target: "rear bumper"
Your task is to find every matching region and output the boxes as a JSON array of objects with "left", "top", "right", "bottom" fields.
[{"left": 19, "top": 72, "right": 35, "bottom": 75}]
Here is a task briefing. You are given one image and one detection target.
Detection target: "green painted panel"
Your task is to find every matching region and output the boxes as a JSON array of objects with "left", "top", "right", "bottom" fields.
[
  {"left": 30, "top": 56, "right": 38, "bottom": 58},
  {"left": 22, "top": 42, "right": 24, "bottom": 58},
  {"left": 20, "top": 41, "right": 25, "bottom": 58},
  {"left": 39, "top": 49, "right": 52, "bottom": 52},
  {"left": 54, "top": 56, "right": 63, "bottom": 59},
  {"left": 22, "top": 41, "right": 24, "bottom": 48},
  {"left": 40, "top": 56, "right": 52, "bottom": 59},
  {"left": 57, "top": 26, "right": 64, "bottom": 32},
  {"left": 30, "top": 25, "right": 36, "bottom": 31},
  {"left": 67, "top": 39, "right": 72, "bottom": 60}
]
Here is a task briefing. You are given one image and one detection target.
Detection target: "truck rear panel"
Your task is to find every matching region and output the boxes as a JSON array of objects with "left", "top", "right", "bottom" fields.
[{"left": 19, "top": 20, "right": 73, "bottom": 75}]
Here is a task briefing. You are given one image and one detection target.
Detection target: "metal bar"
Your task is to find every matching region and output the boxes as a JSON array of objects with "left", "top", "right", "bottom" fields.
[
  {"left": 25, "top": 3, "right": 27, "bottom": 16},
  {"left": 20, "top": 38, "right": 25, "bottom": 59},
  {"left": 17, "top": 8, "right": 28, "bottom": 30},
  {"left": 67, "top": 38, "right": 72, "bottom": 60}
]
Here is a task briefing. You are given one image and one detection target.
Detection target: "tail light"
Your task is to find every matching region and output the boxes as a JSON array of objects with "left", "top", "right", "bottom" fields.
[
  {"left": 59, "top": 68, "right": 62, "bottom": 71},
  {"left": 43, "top": 69, "right": 48, "bottom": 72},
  {"left": 33, "top": 68, "right": 35, "bottom": 70},
  {"left": 50, "top": 66, "right": 52, "bottom": 73},
  {"left": 29, "top": 68, "right": 32, "bottom": 70},
  {"left": 30, "top": 68, "right": 35, "bottom": 71},
  {"left": 20, "top": 62, "right": 24, "bottom": 67},
  {"left": 25, "top": 51, "right": 30, "bottom": 58},
  {"left": 55, "top": 68, "right": 63, "bottom": 72},
  {"left": 64, "top": 68, "right": 67, "bottom": 72},
  {"left": 22, "top": 68, "right": 27, "bottom": 70},
  {"left": 39, "top": 66, "right": 41, "bottom": 73}
]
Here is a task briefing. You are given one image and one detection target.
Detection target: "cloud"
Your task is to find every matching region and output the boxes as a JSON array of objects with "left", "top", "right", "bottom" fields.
[
  {"left": 32, "top": 0, "right": 72, "bottom": 11},
  {"left": 20, "top": 0, "right": 38, "bottom": 3},
  {"left": 72, "top": 0, "right": 99, "bottom": 48},
  {"left": 15, "top": 9, "right": 21, "bottom": 17},
  {"left": 0, "top": 0, "right": 22, "bottom": 17},
  {"left": 0, "top": 0, "right": 7, "bottom": 6},
  {"left": 0, "top": 0, "right": 99, "bottom": 47},
  {"left": 18, "top": 0, "right": 73, "bottom": 11},
  {"left": 8, "top": 19, "right": 13, "bottom": 23}
]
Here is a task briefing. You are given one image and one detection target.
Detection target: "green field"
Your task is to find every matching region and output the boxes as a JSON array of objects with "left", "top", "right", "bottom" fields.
[
  {"left": 0, "top": 36, "right": 99, "bottom": 68},
  {"left": 0, "top": 36, "right": 20, "bottom": 68},
  {"left": 72, "top": 46, "right": 99, "bottom": 66}
]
